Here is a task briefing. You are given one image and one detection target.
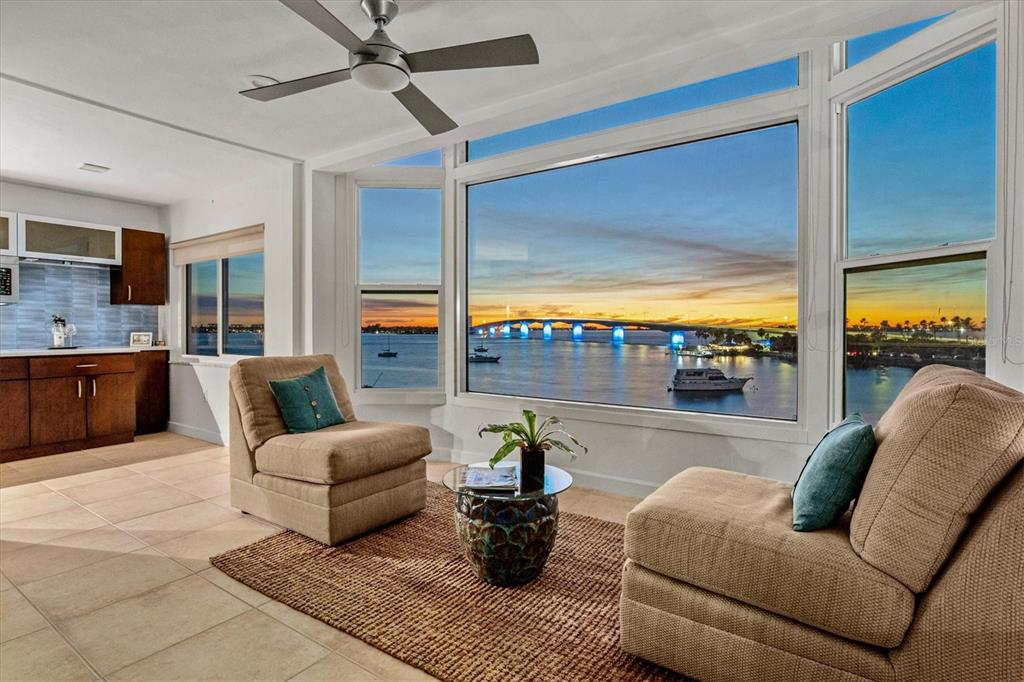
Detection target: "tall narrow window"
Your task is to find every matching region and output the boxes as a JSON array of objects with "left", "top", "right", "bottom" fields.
[
  {"left": 186, "top": 259, "right": 218, "bottom": 356},
  {"left": 841, "top": 43, "right": 995, "bottom": 421},
  {"left": 222, "top": 252, "right": 265, "bottom": 356},
  {"left": 358, "top": 187, "right": 442, "bottom": 389},
  {"left": 467, "top": 123, "right": 799, "bottom": 420}
]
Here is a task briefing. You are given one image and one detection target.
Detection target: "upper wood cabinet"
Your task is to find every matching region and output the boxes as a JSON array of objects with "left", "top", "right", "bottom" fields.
[
  {"left": 0, "top": 211, "right": 16, "bottom": 256},
  {"left": 110, "top": 228, "right": 167, "bottom": 305}
]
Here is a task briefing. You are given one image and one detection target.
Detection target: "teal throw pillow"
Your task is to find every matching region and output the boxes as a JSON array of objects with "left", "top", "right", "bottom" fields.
[
  {"left": 268, "top": 366, "right": 345, "bottom": 434},
  {"left": 792, "top": 414, "right": 876, "bottom": 532}
]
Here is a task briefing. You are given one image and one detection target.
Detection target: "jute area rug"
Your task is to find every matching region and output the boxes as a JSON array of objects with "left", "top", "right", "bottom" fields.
[{"left": 211, "top": 483, "right": 680, "bottom": 681}]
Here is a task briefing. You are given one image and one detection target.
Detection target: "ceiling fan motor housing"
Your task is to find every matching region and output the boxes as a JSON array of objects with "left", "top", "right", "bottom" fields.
[{"left": 350, "top": 28, "right": 411, "bottom": 92}]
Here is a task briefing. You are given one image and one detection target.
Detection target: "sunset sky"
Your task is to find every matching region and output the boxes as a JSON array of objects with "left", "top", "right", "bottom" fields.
[{"left": 360, "top": 37, "right": 993, "bottom": 332}]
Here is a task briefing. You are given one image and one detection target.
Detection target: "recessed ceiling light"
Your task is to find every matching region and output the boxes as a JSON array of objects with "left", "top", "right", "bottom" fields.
[
  {"left": 79, "top": 162, "right": 110, "bottom": 173},
  {"left": 246, "top": 74, "right": 280, "bottom": 89}
]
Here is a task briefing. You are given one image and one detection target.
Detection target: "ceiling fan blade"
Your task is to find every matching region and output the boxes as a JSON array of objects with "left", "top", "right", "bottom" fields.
[
  {"left": 393, "top": 83, "right": 457, "bottom": 135},
  {"left": 279, "top": 0, "right": 363, "bottom": 52},
  {"left": 240, "top": 68, "right": 351, "bottom": 101},
  {"left": 404, "top": 34, "right": 539, "bottom": 73}
]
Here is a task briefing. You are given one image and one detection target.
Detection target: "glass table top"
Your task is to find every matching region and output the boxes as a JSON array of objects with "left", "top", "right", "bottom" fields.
[{"left": 441, "top": 462, "right": 573, "bottom": 500}]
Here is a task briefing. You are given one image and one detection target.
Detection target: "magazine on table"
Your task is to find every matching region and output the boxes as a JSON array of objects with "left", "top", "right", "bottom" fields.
[{"left": 463, "top": 467, "right": 518, "bottom": 491}]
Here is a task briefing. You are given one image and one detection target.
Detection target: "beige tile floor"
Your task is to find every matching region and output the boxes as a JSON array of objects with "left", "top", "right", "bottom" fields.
[{"left": 0, "top": 432, "right": 639, "bottom": 681}]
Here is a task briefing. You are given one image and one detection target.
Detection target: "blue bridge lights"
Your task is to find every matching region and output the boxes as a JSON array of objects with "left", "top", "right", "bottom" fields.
[
  {"left": 572, "top": 323, "right": 584, "bottom": 341},
  {"left": 501, "top": 323, "right": 512, "bottom": 338},
  {"left": 543, "top": 322, "right": 553, "bottom": 340},
  {"left": 612, "top": 326, "right": 625, "bottom": 343},
  {"left": 519, "top": 322, "right": 530, "bottom": 338}
]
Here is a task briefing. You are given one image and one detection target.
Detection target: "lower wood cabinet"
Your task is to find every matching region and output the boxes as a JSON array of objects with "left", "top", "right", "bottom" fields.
[
  {"left": 0, "top": 377, "right": 30, "bottom": 450},
  {"left": 29, "top": 376, "right": 88, "bottom": 445},
  {"left": 87, "top": 372, "right": 136, "bottom": 437},
  {"left": 1, "top": 350, "right": 168, "bottom": 462}
]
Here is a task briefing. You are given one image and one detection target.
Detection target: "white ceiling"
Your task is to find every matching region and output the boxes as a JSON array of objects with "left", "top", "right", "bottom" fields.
[{"left": 0, "top": 0, "right": 976, "bottom": 204}]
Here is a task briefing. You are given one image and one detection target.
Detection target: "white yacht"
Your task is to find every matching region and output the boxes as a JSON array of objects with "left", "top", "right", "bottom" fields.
[{"left": 670, "top": 368, "right": 752, "bottom": 392}]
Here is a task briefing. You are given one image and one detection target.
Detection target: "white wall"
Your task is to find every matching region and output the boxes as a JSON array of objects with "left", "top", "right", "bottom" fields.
[
  {"left": 164, "top": 163, "right": 300, "bottom": 444},
  {"left": 0, "top": 179, "right": 164, "bottom": 231}
]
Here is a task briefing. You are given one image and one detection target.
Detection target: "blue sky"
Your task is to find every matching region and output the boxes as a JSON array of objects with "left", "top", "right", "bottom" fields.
[
  {"left": 359, "top": 24, "right": 993, "bottom": 331},
  {"left": 847, "top": 43, "right": 995, "bottom": 257},
  {"left": 360, "top": 188, "right": 441, "bottom": 285},
  {"left": 468, "top": 123, "right": 799, "bottom": 327}
]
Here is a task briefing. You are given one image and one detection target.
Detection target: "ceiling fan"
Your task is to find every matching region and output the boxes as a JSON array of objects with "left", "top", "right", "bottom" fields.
[{"left": 240, "top": 0, "right": 540, "bottom": 135}]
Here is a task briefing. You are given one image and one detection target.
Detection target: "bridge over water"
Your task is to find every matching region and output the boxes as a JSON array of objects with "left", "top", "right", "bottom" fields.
[{"left": 469, "top": 318, "right": 713, "bottom": 343}]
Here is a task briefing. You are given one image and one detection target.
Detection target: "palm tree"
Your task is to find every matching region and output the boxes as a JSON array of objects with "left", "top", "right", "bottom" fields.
[{"left": 859, "top": 317, "right": 868, "bottom": 331}]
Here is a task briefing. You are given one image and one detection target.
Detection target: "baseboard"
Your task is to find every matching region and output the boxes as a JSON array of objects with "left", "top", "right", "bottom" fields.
[{"left": 167, "top": 421, "right": 225, "bottom": 445}]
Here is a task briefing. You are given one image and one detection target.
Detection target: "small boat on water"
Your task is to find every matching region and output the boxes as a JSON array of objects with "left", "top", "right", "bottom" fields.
[
  {"left": 675, "top": 348, "right": 714, "bottom": 359},
  {"left": 468, "top": 353, "right": 501, "bottom": 363},
  {"left": 378, "top": 337, "right": 398, "bottom": 358},
  {"left": 474, "top": 345, "right": 489, "bottom": 352},
  {"left": 670, "top": 368, "right": 752, "bottom": 392}
]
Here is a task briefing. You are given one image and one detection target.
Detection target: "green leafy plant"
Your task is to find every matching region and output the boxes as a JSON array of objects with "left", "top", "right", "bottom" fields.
[{"left": 478, "top": 409, "right": 588, "bottom": 468}]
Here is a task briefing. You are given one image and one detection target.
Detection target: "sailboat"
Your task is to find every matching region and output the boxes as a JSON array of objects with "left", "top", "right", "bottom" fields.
[{"left": 378, "top": 336, "right": 398, "bottom": 358}]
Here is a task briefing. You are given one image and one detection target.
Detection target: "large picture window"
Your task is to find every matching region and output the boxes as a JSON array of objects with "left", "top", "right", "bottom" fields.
[
  {"left": 466, "top": 123, "right": 799, "bottom": 420},
  {"left": 358, "top": 187, "right": 441, "bottom": 389},
  {"left": 840, "top": 42, "right": 994, "bottom": 421}
]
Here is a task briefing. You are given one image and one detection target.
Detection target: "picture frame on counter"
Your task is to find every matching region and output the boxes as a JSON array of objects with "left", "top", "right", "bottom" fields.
[{"left": 130, "top": 331, "right": 153, "bottom": 347}]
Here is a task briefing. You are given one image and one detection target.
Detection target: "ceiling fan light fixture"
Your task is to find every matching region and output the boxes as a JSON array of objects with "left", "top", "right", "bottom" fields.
[{"left": 351, "top": 61, "right": 410, "bottom": 92}]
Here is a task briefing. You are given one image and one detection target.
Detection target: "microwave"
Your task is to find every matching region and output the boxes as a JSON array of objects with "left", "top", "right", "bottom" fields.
[{"left": 0, "top": 255, "right": 17, "bottom": 305}]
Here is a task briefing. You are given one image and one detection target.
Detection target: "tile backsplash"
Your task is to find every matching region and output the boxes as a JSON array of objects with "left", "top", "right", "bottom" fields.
[{"left": 0, "top": 261, "right": 159, "bottom": 349}]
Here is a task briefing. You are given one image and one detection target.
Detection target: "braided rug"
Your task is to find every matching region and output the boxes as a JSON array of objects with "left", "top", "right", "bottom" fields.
[{"left": 211, "top": 483, "right": 680, "bottom": 681}]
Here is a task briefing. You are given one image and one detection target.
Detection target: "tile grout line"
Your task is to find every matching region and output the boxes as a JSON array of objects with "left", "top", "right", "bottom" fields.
[{"left": 5, "top": 576, "right": 109, "bottom": 681}]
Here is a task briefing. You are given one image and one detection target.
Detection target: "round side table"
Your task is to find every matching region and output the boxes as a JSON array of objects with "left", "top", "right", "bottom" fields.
[{"left": 442, "top": 463, "right": 573, "bottom": 587}]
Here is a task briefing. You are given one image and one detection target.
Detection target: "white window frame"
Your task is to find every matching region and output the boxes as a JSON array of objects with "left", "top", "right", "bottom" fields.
[
  {"left": 182, "top": 253, "right": 266, "bottom": 361},
  {"left": 829, "top": 6, "right": 1001, "bottom": 425},
  {"left": 448, "top": 54, "right": 830, "bottom": 443},
  {"left": 347, "top": 165, "right": 446, "bottom": 401}
]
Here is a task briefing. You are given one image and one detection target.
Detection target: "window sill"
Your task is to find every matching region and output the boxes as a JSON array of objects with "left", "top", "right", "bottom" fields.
[
  {"left": 353, "top": 389, "right": 447, "bottom": 407},
  {"left": 448, "top": 392, "right": 811, "bottom": 444},
  {"left": 172, "top": 354, "right": 242, "bottom": 369}
]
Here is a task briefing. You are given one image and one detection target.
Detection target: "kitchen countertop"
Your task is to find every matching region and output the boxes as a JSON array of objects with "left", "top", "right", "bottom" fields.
[{"left": 0, "top": 346, "right": 170, "bottom": 358}]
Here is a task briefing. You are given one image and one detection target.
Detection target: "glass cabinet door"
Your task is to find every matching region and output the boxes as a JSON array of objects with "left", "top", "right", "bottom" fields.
[
  {"left": 18, "top": 214, "right": 120, "bottom": 264},
  {"left": 0, "top": 211, "right": 15, "bottom": 256}
]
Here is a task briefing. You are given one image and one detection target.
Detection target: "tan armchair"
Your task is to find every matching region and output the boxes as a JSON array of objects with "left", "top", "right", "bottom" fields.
[
  {"left": 228, "top": 354, "right": 431, "bottom": 545},
  {"left": 621, "top": 365, "right": 1024, "bottom": 681}
]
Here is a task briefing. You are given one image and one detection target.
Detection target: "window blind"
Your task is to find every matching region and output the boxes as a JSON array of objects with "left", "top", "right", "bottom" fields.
[{"left": 170, "top": 224, "right": 264, "bottom": 266}]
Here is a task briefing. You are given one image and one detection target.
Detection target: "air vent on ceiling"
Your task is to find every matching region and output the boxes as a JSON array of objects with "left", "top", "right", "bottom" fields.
[{"left": 79, "top": 163, "right": 111, "bottom": 173}]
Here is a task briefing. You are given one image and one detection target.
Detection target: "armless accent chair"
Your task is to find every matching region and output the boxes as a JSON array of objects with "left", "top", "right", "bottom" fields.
[
  {"left": 621, "top": 365, "right": 1024, "bottom": 682},
  {"left": 228, "top": 354, "right": 431, "bottom": 545}
]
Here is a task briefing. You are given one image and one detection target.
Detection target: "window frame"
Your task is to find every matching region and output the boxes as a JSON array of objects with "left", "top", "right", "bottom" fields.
[
  {"left": 450, "top": 56, "right": 822, "bottom": 442},
  {"left": 182, "top": 254, "right": 266, "bottom": 361},
  {"left": 348, "top": 169, "right": 446, "bottom": 399},
  {"left": 829, "top": 8, "right": 999, "bottom": 425}
]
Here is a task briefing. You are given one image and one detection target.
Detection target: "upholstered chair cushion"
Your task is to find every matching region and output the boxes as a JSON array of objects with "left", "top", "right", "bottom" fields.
[
  {"left": 229, "top": 354, "right": 356, "bottom": 450},
  {"left": 268, "top": 366, "right": 345, "bottom": 433},
  {"left": 625, "top": 467, "right": 915, "bottom": 648},
  {"left": 254, "top": 421, "right": 432, "bottom": 485},
  {"left": 792, "top": 414, "right": 876, "bottom": 531},
  {"left": 850, "top": 365, "right": 1024, "bottom": 592}
]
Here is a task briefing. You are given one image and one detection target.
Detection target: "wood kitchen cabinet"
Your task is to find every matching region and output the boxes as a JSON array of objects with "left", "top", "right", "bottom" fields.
[
  {"left": 0, "top": 358, "right": 30, "bottom": 451},
  {"left": 87, "top": 373, "right": 136, "bottom": 437},
  {"left": 1, "top": 350, "right": 165, "bottom": 462},
  {"left": 29, "top": 377, "right": 88, "bottom": 445},
  {"left": 110, "top": 228, "right": 166, "bottom": 305}
]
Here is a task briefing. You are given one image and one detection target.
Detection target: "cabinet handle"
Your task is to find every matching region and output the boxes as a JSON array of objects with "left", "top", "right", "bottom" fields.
[
  {"left": 77, "top": 379, "right": 82, "bottom": 398},
  {"left": 92, "top": 378, "right": 97, "bottom": 397},
  {"left": 128, "top": 285, "right": 132, "bottom": 301},
  {"left": 75, "top": 363, "right": 98, "bottom": 368}
]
